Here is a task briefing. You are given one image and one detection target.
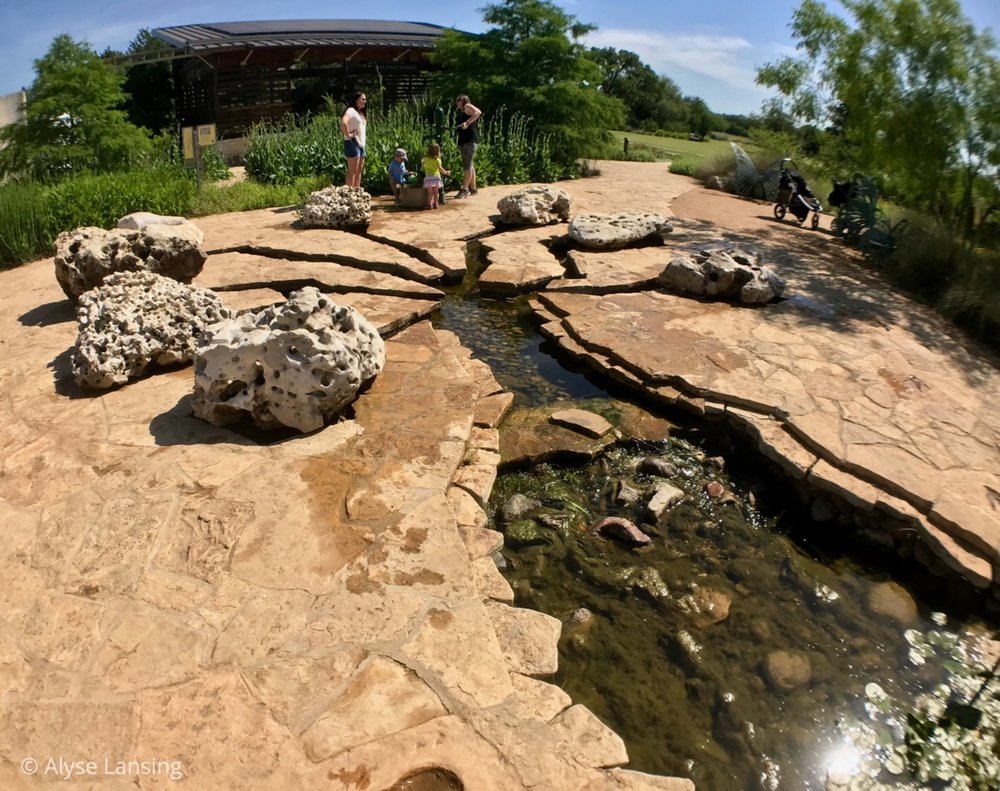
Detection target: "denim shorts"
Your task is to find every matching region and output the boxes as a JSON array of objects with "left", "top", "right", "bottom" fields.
[
  {"left": 343, "top": 139, "right": 365, "bottom": 158},
  {"left": 460, "top": 142, "right": 478, "bottom": 170}
]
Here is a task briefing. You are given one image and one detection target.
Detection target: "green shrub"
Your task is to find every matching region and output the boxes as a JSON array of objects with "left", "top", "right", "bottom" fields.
[
  {"left": 0, "top": 165, "right": 196, "bottom": 268},
  {"left": 189, "top": 175, "right": 329, "bottom": 216},
  {"left": 602, "top": 141, "right": 659, "bottom": 162},
  {"left": 668, "top": 158, "right": 698, "bottom": 176},
  {"left": 694, "top": 153, "right": 737, "bottom": 184},
  {"left": 882, "top": 219, "right": 1000, "bottom": 346},
  {"left": 199, "top": 145, "right": 231, "bottom": 182},
  {"left": 44, "top": 165, "right": 195, "bottom": 234}
]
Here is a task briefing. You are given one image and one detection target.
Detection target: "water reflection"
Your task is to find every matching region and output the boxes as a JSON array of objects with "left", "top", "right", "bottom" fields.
[
  {"left": 490, "top": 442, "right": 996, "bottom": 790},
  {"left": 433, "top": 276, "right": 998, "bottom": 791},
  {"left": 432, "top": 295, "right": 604, "bottom": 407}
]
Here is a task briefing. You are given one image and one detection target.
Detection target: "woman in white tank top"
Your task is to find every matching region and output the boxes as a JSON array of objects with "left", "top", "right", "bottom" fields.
[{"left": 340, "top": 92, "right": 367, "bottom": 188}]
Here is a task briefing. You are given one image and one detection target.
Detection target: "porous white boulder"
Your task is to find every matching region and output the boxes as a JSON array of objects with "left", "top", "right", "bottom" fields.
[
  {"left": 192, "top": 287, "right": 386, "bottom": 432},
  {"left": 72, "top": 271, "right": 228, "bottom": 389},
  {"left": 300, "top": 186, "right": 373, "bottom": 228},
  {"left": 497, "top": 185, "right": 571, "bottom": 225},
  {"left": 657, "top": 247, "right": 785, "bottom": 304},
  {"left": 568, "top": 212, "right": 673, "bottom": 249},
  {"left": 54, "top": 224, "right": 207, "bottom": 300}
]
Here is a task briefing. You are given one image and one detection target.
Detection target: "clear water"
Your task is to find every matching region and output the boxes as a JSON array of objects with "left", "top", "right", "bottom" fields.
[{"left": 432, "top": 264, "right": 997, "bottom": 791}]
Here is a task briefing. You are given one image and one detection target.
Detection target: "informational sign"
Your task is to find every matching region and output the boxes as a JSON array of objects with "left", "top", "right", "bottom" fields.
[
  {"left": 181, "top": 124, "right": 217, "bottom": 163},
  {"left": 181, "top": 126, "right": 194, "bottom": 161},
  {"left": 197, "top": 124, "right": 216, "bottom": 146}
]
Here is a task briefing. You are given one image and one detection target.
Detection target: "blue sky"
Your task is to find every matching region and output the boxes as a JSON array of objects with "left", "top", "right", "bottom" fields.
[{"left": 2, "top": 0, "right": 998, "bottom": 115}]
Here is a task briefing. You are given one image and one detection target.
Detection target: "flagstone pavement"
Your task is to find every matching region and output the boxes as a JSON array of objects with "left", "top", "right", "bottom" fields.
[{"left": 0, "top": 160, "right": 997, "bottom": 789}]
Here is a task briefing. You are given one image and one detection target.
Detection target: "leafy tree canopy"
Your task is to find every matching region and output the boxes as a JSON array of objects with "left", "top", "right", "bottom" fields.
[
  {"left": 0, "top": 34, "right": 151, "bottom": 179},
  {"left": 430, "top": 0, "right": 624, "bottom": 162},
  {"left": 587, "top": 47, "right": 689, "bottom": 131},
  {"left": 757, "top": 0, "right": 1000, "bottom": 239},
  {"left": 121, "top": 29, "right": 176, "bottom": 134}
]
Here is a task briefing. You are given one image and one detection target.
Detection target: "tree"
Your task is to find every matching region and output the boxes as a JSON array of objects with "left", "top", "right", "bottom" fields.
[
  {"left": 587, "top": 47, "right": 687, "bottom": 130},
  {"left": 0, "top": 35, "right": 151, "bottom": 179},
  {"left": 430, "top": 0, "right": 624, "bottom": 163},
  {"left": 686, "top": 97, "right": 715, "bottom": 139},
  {"left": 757, "top": 0, "right": 1000, "bottom": 242},
  {"left": 121, "top": 29, "right": 176, "bottom": 135}
]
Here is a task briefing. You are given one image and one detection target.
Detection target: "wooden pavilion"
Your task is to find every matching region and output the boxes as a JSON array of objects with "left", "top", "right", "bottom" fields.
[{"left": 134, "top": 20, "right": 450, "bottom": 139}]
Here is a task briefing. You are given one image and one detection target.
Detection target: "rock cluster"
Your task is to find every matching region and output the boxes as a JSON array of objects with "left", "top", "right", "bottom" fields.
[
  {"left": 497, "top": 185, "right": 571, "bottom": 226},
  {"left": 54, "top": 223, "right": 208, "bottom": 300},
  {"left": 300, "top": 186, "right": 373, "bottom": 228},
  {"left": 72, "top": 271, "right": 228, "bottom": 389},
  {"left": 568, "top": 212, "right": 673, "bottom": 249},
  {"left": 657, "top": 247, "right": 785, "bottom": 304},
  {"left": 192, "top": 286, "right": 385, "bottom": 432}
]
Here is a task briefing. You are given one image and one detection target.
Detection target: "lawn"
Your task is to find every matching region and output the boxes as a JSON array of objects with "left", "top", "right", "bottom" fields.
[{"left": 609, "top": 131, "right": 742, "bottom": 165}]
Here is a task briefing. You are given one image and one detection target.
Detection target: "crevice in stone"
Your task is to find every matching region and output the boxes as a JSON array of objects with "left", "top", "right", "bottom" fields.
[
  {"left": 207, "top": 279, "right": 442, "bottom": 302},
  {"left": 212, "top": 245, "right": 446, "bottom": 287}
]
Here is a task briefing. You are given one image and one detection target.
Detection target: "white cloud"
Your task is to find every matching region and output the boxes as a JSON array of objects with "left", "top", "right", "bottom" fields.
[{"left": 586, "top": 28, "right": 766, "bottom": 93}]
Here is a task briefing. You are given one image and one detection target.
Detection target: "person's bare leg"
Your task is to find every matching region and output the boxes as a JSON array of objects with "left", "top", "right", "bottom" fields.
[{"left": 346, "top": 157, "right": 359, "bottom": 187}]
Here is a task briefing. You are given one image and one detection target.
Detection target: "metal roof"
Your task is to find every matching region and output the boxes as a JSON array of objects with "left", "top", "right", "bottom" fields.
[{"left": 152, "top": 20, "right": 449, "bottom": 53}]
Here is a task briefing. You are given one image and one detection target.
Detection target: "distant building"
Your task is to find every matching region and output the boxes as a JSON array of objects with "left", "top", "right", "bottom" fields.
[
  {"left": 0, "top": 89, "right": 27, "bottom": 130},
  {"left": 121, "top": 20, "right": 451, "bottom": 140}
]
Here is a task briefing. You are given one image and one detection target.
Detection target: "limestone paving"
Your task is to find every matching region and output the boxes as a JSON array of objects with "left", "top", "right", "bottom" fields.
[
  {"left": 0, "top": 191, "right": 694, "bottom": 790},
  {"left": 3, "top": 159, "right": 997, "bottom": 788}
]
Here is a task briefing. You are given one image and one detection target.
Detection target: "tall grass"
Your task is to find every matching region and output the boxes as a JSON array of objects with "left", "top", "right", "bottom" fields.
[
  {"left": 243, "top": 101, "right": 571, "bottom": 193},
  {"left": 0, "top": 166, "right": 197, "bottom": 269},
  {"left": 0, "top": 180, "right": 50, "bottom": 267},
  {"left": 884, "top": 221, "right": 1000, "bottom": 347},
  {"left": 189, "top": 175, "right": 329, "bottom": 215},
  {"left": 44, "top": 166, "right": 197, "bottom": 233}
]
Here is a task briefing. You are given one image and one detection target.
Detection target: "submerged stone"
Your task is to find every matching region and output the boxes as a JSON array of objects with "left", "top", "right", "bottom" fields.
[
  {"left": 593, "top": 516, "right": 652, "bottom": 547},
  {"left": 764, "top": 650, "right": 812, "bottom": 691},
  {"left": 505, "top": 519, "right": 550, "bottom": 546},
  {"left": 498, "top": 493, "right": 543, "bottom": 523},
  {"left": 866, "top": 581, "right": 919, "bottom": 626}
]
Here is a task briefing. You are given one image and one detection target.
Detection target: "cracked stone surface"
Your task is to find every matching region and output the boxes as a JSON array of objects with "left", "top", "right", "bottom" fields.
[
  {"left": 2, "top": 168, "right": 700, "bottom": 785},
  {"left": 3, "top": 159, "right": 992, "bottom": 789}
]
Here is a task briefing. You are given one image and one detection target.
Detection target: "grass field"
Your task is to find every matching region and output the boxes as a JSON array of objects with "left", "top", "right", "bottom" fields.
[{"left": 609, "top": 131, "right": 740, "bottom": 165}]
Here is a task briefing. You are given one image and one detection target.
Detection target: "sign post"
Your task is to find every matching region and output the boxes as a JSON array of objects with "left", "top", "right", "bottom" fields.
[{"left": 181, "top": 124, "right": 217, "bottom": 190}]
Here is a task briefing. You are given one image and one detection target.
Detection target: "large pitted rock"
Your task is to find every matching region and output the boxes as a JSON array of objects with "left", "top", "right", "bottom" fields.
[
  {"left": 54, "top": 224, "right": 208, "bottom": 300},
  {"left": 192, "top": 286, "right": 385, "bottom": 432},
  {"left": 300, "top": 185, "right": 373, "bottom": 228},
  {"left": 568, "top": 212, "right": 673, "bottom": 249},
  {"left": 496, "top": 184, "right": 571, "bottom": 225},
  {"left": 657, "top": 247, "right": 785, "bottom": 304},
  {"left": 73, "top": 271, "right": 228, "bottom": 389}
]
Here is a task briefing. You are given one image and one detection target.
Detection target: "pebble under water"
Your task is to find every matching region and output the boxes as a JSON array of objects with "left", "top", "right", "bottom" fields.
[{"left": 433, "top": 272, "right": 999, "bottom": 791}]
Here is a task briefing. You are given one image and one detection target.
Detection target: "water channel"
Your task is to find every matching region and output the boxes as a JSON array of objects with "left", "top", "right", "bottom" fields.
[{"left": 431, "top": 266, "right": 999, "bottom": 791}]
